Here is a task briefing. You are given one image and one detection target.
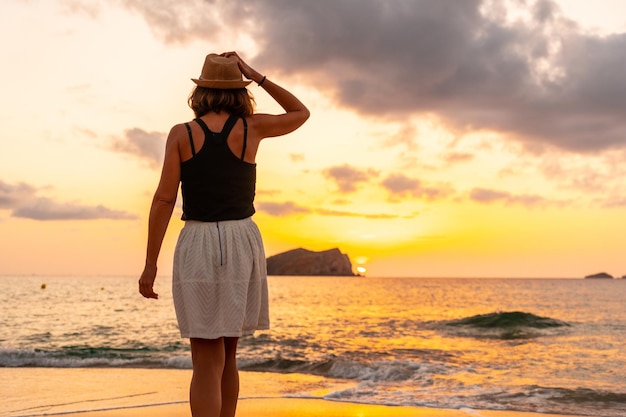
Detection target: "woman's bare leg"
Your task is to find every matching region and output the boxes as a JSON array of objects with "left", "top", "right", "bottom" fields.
[
  {"left": 220, "top": 337, "right": 240, "bottom": 417},
  {"left": 189, "top": 337, "right": 225, "bottom": 417}
]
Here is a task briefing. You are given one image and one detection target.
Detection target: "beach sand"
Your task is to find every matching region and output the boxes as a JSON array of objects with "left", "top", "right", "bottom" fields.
[{"left": 0, "top": 368, "right": 586, "bottom": 417}]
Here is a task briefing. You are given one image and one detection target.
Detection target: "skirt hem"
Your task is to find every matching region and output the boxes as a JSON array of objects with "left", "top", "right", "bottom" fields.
[{"left": 180, "top": 326, "right": 270, "bottom": 339}]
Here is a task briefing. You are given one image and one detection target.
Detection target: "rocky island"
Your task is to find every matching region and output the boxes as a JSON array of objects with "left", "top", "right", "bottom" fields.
[
  {"left": 266, "top": 248, "right": 356, "bottom": 276},
  {"left": 584, "top": 272, "right": 614, "bottom": 279}
]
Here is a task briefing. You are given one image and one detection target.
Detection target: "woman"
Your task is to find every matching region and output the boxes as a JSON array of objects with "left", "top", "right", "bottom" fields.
[{"left": 139, "top": 51, "right": 309, "bottom": 417}]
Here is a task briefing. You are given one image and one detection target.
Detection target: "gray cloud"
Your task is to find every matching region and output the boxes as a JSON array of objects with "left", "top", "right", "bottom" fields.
[
  {"left": 469, "top": 187, "right": 548, "bottom": 207},
  {"left": 111, "top": 128, "right": 166, "bottom": 168},
  {"left": 117, "top": 0, "right": 626, "bottom": 154},
  {"left": 118, "top": 0, "right": 230, "bottom": 44},
  {"left": 315, "top": 207, "right": 398, "bottom": 219},
  {"left": 469, "top": 188, "right": 510, "bottom": 203},
  {"left": 0, "top": 180, "right": 137, "bottom": 221},
  {"left": 0, "top": 181, "right": 37, "bottom": 208},
  {"left": 13, "top": 198, "right": 138, "bottom": 221},
  {"left": 257, "top": 200, "right": 407, "bottom": 219},
  {"left": 323, "top": 164, "right": 379, "bottom": 193},
  {"left": 60, "top": 0, "right": 102, "bottom": 19},
  {"left": 256, "top": 201, "right": 311, "bottom": 216},
  {"left": 381, "top": 174, "right": 453, "bottom": 201}
]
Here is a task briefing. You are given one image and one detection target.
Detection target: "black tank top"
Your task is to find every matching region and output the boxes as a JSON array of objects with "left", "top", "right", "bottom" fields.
[{"left": 180, "top": 114, "right": 256, "bottom": 222}]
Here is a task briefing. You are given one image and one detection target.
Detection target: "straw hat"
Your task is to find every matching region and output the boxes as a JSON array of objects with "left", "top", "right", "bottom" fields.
[{"left": 191, "top": 53, "right": 252, "bottom": 89}]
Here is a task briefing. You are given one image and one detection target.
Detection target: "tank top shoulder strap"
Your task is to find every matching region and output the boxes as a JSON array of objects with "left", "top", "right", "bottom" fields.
[
  {"left": 193, "top": 115, "right": 246, "bottom": 159},
  {"left": 184, "top": 122, "right": 195, "bottom": 156},
  {"left": 194, "top": 117, "right": 212, "bottom": 138},
  {"left": 240, "top": 117, "right": 248, "bottom": 160},
  {"left": 195, "top": 114, "right": 239, "bottom": 141},
  {"left": 219, "top": 114, "right": 240, "bottom": 139}
]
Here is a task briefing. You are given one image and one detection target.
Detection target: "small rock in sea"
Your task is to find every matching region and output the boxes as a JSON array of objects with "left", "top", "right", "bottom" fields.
[
  {"left": 584, "top": 272, "right": 614, "bottom": 279},
  {"left": 40, "top": 283, "right": 46, "bottom": 289}
]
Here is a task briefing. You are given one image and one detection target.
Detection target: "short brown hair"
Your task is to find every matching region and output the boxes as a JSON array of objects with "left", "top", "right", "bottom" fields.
[{"left": 188, "top": 87, "right": 255, "bottom": 118}]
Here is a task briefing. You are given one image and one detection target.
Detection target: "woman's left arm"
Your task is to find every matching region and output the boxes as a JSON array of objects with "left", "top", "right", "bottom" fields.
[{"left": 138, "top": 125, "right": 182, "bottom": 299}]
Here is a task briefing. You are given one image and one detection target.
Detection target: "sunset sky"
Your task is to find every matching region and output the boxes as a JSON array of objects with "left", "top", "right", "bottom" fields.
[{"left": 1, "top": 0, "right": 626, "bottom": 278}]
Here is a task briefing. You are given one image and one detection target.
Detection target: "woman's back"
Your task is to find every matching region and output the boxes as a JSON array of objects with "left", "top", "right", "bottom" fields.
[
  {"left": 178, "top": 112, "right": 259, "bottom": 164},
  {"left": 180, "top": 113, "right": 256, "bottom": 222}
]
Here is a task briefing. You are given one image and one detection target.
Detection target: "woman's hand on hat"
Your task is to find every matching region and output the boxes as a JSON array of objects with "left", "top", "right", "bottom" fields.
[{"left": 221, "top": 51, "right": 264, "bottom": 84}]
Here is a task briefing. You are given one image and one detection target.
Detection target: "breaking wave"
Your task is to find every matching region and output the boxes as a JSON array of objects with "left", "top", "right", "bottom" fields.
[{"left": 436, "top": 311, "right": 570, "bottom": 340}]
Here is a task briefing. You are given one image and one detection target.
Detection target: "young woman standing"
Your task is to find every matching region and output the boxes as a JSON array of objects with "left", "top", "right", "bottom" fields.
[{"left": 139, "top": 51, "right": 309, "bottom": 417}]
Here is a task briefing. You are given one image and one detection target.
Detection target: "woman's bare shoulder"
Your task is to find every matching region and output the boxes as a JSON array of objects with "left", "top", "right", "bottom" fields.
[
  {"left": 161, "top": 123, "right": 191, "bottom": 157},
  {"left": 166, "top": 123, "right": 191, "bottom": 142},
  {"left": 169, "top": 122, "right": 189, "bottom": 135}
]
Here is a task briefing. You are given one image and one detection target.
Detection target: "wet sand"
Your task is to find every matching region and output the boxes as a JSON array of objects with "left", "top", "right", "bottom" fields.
[{"left": 0, "top": 368, "right": 586, "bottom": 417}]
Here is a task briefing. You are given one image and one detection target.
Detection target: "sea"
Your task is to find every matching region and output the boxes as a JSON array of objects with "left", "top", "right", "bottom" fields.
[{"left": 1, "top": 275, "right": 625, "bottom": 416}]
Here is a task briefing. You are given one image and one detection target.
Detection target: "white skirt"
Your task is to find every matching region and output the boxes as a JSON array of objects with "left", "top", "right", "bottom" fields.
[{"left": 172, "top": 217, "right": 269, "bottom": 339}]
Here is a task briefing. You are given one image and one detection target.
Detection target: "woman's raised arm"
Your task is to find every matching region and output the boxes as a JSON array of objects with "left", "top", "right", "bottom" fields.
[{"left": 222, "top": 51, "right": 310, "bottom": 139}]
